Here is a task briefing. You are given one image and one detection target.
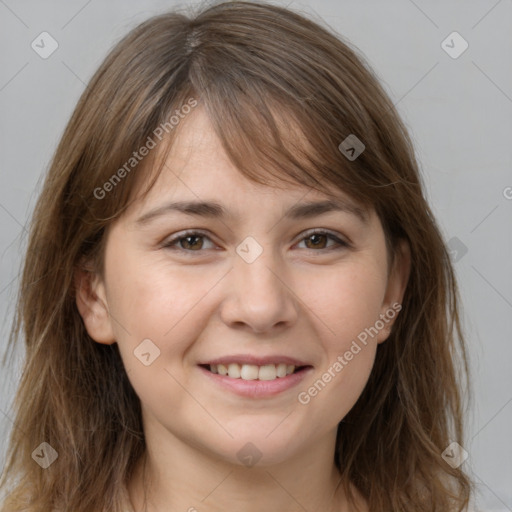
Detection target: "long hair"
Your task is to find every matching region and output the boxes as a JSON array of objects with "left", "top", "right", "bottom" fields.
[{"left": 0, "top": 1, "right": 473, "bottom": 510}]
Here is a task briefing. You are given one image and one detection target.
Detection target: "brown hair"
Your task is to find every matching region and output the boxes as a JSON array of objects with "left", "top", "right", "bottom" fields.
[{"left": 0, "top": 1, "right": 473, "bottom": 510}]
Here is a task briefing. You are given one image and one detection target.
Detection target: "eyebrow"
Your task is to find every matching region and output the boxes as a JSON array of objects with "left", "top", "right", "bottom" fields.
[{"left": 135, "top": 198, "right": 369, "bottom": 225}]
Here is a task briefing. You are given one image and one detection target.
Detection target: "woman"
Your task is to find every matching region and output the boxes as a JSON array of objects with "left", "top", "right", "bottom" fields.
[{"left": 0, "top": 2, "right": 473, "bottom": 510}]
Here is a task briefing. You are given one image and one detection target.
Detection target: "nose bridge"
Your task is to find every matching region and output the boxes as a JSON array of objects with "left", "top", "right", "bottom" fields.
[
  {"left": 234, "top": 235, "right": 285, "bottom": 298},
  {"left": 220, "top": 235, "right": 298, "bottom": 331}
]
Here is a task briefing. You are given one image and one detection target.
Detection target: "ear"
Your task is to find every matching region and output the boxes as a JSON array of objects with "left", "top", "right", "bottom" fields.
[
  {"left": 376, "top": 238, "right": 411, "bottom": 344},
  {"left": 74, "top": 264, "right": 116, "bottom": 345}
]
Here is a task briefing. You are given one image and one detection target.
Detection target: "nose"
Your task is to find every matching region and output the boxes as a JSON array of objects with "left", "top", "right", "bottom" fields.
[{"left": 219, "top": 246, "right": 299, "bottom": 334}]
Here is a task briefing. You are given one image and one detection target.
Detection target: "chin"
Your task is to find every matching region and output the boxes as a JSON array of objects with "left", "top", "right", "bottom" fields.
[{"left": 210, "top": 431, "right": 305, "bottom": 469}]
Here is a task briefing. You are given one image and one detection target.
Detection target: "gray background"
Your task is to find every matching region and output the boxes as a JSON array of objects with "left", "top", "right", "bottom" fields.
[{"left": 0, "top": 0, "right": 511, "bottom": 509}]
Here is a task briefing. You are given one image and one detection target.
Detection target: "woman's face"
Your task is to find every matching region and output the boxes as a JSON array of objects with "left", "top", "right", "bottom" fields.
[{"left": 78, "top": 106, "right": 409, "bottom": 467}]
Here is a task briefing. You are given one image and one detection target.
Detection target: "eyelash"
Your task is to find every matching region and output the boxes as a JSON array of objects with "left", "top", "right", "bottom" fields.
[{"left": 161, "top": 229, "right": 349, "bottom": 255}]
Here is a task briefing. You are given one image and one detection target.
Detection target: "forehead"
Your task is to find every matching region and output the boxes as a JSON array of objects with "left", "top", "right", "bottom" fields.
[
  {"left": 137, "top": 106, "right": 354, "bottom": 201},
  {"left": 124, "top": 104, "right": 374, "bottom": 230}
]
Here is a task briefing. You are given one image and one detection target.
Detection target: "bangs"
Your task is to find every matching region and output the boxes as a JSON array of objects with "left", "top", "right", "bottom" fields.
[
  {"left": 135, "top": 76, "right": 376, "bottom": 218},
  {"left": 101, "top": 3, "right": 407, "bottom": 242}
]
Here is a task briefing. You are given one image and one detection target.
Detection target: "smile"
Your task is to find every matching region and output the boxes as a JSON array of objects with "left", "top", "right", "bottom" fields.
[
  {"left": 198, "top": 361, "right": 313, "bottom": 398},
  {"left": 204, "top": 363, "right": 305, "bottom": 381}
]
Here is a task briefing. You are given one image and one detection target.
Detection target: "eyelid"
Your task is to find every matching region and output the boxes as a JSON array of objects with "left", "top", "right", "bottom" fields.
[
  {"left": 298, "top": 228, "right": 349, "bottom": 246},
  {"left": 161, "top": 228, "right": 350, "bottom": 254},
  {"left": 160, "top": 229, "right": 215, "bottom": 254},
  {"left": 161, "top": 229, "right": 216, "bottom": 251}
]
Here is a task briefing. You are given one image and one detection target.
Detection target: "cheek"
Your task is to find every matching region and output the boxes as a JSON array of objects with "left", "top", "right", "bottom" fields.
[
  {"left": 107, "top": 265, "right": 206, "bottom": 413},
  {"left": 291, "top": 260, "right": 386, "bottom": 417},
  {"left": 295, "top": 335, "right": 377, "bottom": 439},
  {"left": 297, "top": 321, "right": 378, "bottom": 431},
  {"left": 108, "top": 256, "right": 216, "bottom": 340},
  {"left": 106, "top": 257, "right": 226, "bottom": 400},
  {"left": 302, "top": 258, "right": 388, "bottom": 346}
]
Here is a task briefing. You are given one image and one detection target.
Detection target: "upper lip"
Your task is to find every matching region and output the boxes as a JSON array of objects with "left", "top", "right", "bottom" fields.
[{"left": 199, "top": 355, "right": 311, "bottom": 367}]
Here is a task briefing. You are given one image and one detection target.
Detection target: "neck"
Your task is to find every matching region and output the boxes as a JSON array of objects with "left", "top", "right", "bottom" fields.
[{"left": 128, "top": 424, "right": 364, "bottom": 512}]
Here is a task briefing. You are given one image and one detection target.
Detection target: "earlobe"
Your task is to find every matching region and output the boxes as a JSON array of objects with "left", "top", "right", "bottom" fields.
[
  {"left": 74, "top": 266, "right": 116, "bottom": 345},
  {"left": 376, "top": 239, "right": 411, "bottom": 344}
]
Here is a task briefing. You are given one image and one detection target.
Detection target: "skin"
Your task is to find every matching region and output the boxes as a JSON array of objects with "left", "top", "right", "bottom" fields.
[{"left": 76, "top": 106, "right": 410, "bottom": 512}]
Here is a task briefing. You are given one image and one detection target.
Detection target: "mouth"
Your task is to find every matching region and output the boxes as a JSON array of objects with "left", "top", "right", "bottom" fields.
[{"left": 199, "top": 363, "right": 311, "bottom": 381}]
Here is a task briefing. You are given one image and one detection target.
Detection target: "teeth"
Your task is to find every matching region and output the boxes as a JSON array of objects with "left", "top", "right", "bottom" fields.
[
  {"left": 276, "top": 363, "right": 287, "bottom": 378},
  {"left": 208, "top": 363, "right": 298, "bottom": 380},
  {"left": 227, "top": 363, "right": 241, "bottom": 378},
  {"left": 240, "top": 364, "right": 259, "bottom": 380},
  {"left": 258, "top": 364, "right": 277, "bottom": 381}
]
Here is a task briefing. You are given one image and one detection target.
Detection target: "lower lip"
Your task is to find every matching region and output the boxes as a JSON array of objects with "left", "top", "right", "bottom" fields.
[{"left": 198, "top": 365, "right": 313, "bottom": 398}]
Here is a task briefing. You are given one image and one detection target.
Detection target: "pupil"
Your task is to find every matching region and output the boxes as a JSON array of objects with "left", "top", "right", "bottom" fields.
[
  {"left": 185, "top": 236, "right": 201, "bottom": 249},
  {"left": 310, "top": 234, "right": 325, "bottom": 248}
]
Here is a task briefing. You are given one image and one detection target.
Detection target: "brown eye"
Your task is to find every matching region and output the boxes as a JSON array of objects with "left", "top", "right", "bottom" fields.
[
  {"left": 304, "top": 233, "right": 329, "bottom": 249},
  {"left": 179, "top": 235, "right": 205, "bottom": 250},
  {"left": 298, "top": 230, "right": 348, "bottom": 251},
  {"left": 163, "top": 231, "right": 215, "bottom": 253},
  {"left": 162, "top": 229, "right": 348, "bottom": 256}
]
